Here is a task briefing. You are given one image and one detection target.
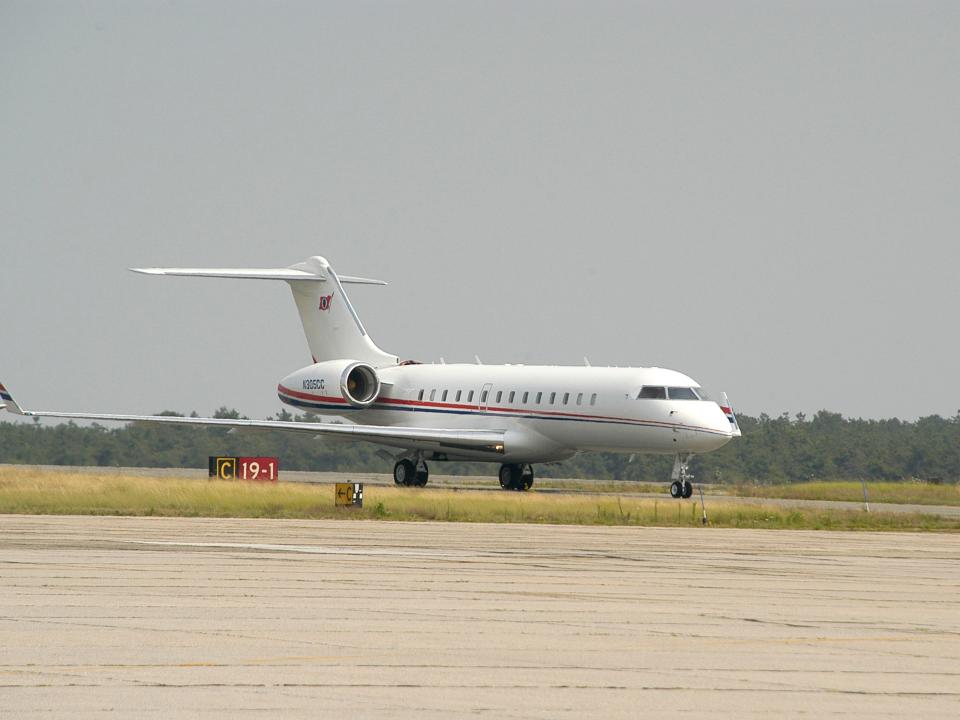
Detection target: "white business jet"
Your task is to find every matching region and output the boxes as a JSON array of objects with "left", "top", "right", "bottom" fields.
[{"left": 1, "top": 256, "right": 740, "bottom": 497}]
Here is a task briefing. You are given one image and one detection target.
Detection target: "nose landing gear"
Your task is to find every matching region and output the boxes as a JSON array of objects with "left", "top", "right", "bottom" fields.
[
  {"left": 669, "top": 479, "right": 693, "bottom": 499},
  {"left": 670, "top": 454, "right": 694, "bottom": 499},
  {"left": 499, "top": 463, "right": 534, "bottom": 491}
]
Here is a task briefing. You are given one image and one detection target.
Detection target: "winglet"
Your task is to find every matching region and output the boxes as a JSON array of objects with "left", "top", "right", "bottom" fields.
[
  {"left": 720, "top": 392, "right": 741, "bottom": 437},
  {"left": 0, "top": 382, "right": 27, "bottom": 415}
]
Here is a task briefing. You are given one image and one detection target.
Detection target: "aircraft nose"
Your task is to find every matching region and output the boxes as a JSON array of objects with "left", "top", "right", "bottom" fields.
[{"left": 689, "top": 403, "right": 736, "bottom": 452}]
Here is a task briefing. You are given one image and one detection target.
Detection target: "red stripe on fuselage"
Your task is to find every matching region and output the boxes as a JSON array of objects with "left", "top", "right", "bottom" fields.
[{"left": 277, "top": 385, "right": 349, "bottom": 404}]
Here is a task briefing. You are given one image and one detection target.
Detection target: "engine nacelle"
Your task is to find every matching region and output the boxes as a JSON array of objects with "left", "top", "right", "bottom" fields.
[
  {"left": 278, "top": 360, "right": 382, "bottom": 410},
  {"left": 338, "top": 361, "right": 381, "bottom": 407}
]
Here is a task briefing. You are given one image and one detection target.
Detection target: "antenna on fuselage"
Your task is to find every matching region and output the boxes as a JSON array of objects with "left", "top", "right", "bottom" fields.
[
  {"left": 474, "top": 355, "right": 482, "bottom": 365},
  {"left": 583, "top": 357, "right": 591, "bottom": 367}
]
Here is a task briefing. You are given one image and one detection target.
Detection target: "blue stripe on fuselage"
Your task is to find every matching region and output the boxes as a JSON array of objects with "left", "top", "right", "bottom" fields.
[{"left": 279, "top": 395, "right": 358, "bottom": 411}]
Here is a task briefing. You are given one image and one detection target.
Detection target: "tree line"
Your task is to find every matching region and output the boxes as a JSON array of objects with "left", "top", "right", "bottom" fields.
[{"left": 1, "top": 408, "right": 958, "bottom": 484}]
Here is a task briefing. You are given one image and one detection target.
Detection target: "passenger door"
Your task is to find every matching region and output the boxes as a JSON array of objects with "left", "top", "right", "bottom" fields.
[{"left": 479, "top": 383, "right": 493, "bottom": 411}]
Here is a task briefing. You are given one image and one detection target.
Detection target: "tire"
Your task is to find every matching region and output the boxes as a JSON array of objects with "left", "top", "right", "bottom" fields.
[
  {"left": 521, "top": 464, "right": 534, "bottom": 491},
  {"left": 415, "top": 461, "right": 429, "bottom": 487},
  {"left": 682, "top": 480, "right": 693, "bottom": 499},
  {"left": 670, "top": 480, "right": 683, "bottom": 498},
  {"left": 499, "top": 464, "right": 514, "bottom": 490},
  {"left": 394, "top": 459, "right": 415, "bottom": 486}
]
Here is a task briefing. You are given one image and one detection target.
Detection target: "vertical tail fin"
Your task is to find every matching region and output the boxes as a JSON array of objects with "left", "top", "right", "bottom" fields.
[
  {"left": 131, "top": 256, "right": 398, "bottom": 367},
  {"left": 285, "top": 256, "right": 398, "bottom": 366}
]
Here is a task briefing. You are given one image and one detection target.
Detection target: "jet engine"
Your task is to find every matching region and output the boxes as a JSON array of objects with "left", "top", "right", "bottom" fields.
[
  {"left": 278, "top": 360, "right": 382, "bottom": 409},
  {"left": 338, "top": 361, "right": 381, "bottom": 408}
]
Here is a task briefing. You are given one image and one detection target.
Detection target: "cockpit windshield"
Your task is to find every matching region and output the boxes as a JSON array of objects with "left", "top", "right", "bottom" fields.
[
  {"left": 637, "top": 386, "right": 706, "bottom": 400},
  {"left": 637, "top": 386, "right": 667, "bottom": 399}
]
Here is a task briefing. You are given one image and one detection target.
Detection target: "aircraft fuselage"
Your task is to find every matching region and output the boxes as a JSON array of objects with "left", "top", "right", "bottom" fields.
[{"left": 278, "top": 363, "right": 735, "bottom": 463}]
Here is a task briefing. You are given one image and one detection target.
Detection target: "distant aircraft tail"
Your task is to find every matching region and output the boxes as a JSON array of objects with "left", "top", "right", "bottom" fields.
[
  {"left": 720, "top": 392, "right": 741, "bottom": 437},
  {"left": 131, "top": 256, "right": 398, "bottom": 367},
  {"left": 0, "top": 382, "right": 21, "bottom": 413}
]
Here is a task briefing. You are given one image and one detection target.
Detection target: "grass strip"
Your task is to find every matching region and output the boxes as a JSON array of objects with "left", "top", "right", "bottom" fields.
[
  {"left": 733, "top": 480, "right": 960, "bottom": 506},
  {"left": 0, "top": 468, "right": 956, "bottom": 531}
]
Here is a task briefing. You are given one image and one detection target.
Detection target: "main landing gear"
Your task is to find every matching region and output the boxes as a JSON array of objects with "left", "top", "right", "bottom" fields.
[
  {"left": 670, "top": 454, "right": 694, "bottom": 499},
  {"left": 499, "top": 463, "right": 534, "bottom": 491},
  {"left": 393, "top": 458, "right": 429, "bottom": 487}
]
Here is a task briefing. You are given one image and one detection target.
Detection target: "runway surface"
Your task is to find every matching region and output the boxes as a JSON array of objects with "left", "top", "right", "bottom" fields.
[{"left": 1, "top": 515, "right": 958, "bottom": 719}]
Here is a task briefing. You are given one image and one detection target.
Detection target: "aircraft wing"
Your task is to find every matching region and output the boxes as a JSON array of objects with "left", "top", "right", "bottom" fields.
[{"left": 0, "top": 382, "right": 504, "bottom": 456}]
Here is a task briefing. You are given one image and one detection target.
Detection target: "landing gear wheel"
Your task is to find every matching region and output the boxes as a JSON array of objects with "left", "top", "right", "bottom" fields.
[
  {"left": 499, "top": 464, "right": 515, "bottom": 490},
  {"left": 394, "top": 459, "right": 416, "bottom": 487},
  {"left": 670, "top": 454, "right": 695, "bottom": 500},
  {"left": 520, "top": 464, "right": 534, "bottom": 491},
  {"left": 414, "top": 460, "right": 429, "bottom": 487},
  {"left": 498, "top": 464, "right": 534, "bottom": 491}
]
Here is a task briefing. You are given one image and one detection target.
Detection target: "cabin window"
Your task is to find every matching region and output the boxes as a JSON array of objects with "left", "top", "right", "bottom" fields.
[
  {"left": 638, "top": 386, "right": 666, "bottom": 399},
  {"left": 442, "top": 390, "right": 448, "bottom": 401},
  {"left": 576, "top": 392, "right": 583, "bottom": 406},
  {"left": 496, "top": 390, "right": 502, "bottom": 403},
  {"left": 430, "top": 389, "right": 436, "bottom": 401},
  {"left": 536, "top": 392, "right": 542, "bottom": 404},
  {"left": 549, "top": 392, "right": 556, "bottom": 404},
  {"left": 469, "top": 390, "right": 475, "bottom": 402},
  {"left": 479, "top": 389, "right": 487, "bottom": 403},
  {"left": 522, "top": 391, "right": 528, "bottom": 404},
  {"left": 668, "top": 386, "right": 699, "bottom": 400},
  {"left": 455, "top": 390, "right": 461, "bottom": 402},
  {"left": 563, "top": 392, "right": 570, "bottom": 405},
  {"left": 590, "top": 393, "right": 597, "bottom": 406},
  {"left": 418, "top": 389, "right": 424, "bottom": 401},
  {"left": 508, "top": 391, "right": 515, "bottom": 403}
]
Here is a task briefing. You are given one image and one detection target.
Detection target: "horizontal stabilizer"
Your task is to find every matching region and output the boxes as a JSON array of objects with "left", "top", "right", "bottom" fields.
[
  {"left": 130, "top": 267, "right": 386, "bottom": 285},
  {"left": 131, "top": 255, "right": 398, "bottom": 367}
]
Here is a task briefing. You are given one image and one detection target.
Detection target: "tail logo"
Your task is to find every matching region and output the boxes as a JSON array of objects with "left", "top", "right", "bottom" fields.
[{"left": 318, "top": 292, "right": 335, "bottom": 312}]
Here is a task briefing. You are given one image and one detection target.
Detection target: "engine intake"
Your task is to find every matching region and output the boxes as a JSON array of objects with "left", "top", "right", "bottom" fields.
[{"left": 340, "top": 362, "right": 381, "bottom": 408}]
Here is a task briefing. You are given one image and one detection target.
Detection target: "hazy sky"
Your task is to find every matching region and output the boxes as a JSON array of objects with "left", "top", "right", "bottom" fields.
[{"left": 2, "top": 1, "right": 958, "bottom": 423}]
